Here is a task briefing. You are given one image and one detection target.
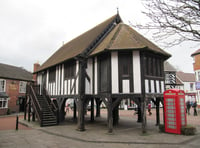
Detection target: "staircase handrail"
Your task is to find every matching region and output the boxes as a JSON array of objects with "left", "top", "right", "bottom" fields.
[
  {"left": 27, "top": 84, "right": 43, "bottom": 125},
  {"left": 42, "top": 86, "right": 59, "bottom": 123}
]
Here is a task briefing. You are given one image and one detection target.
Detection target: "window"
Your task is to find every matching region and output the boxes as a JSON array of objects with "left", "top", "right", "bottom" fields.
[
  {"left": 190, "top": 83, "right": 194, "bottom": 91},
  {"left": 19, "top": 81, "right": 27, "bottom": 93},
  {"left": 0, "top": 79, "right": 6, "bottom": 92},
  {"left": 0, "top": 98, "right": 8, "bottom": 108},
  {"left": 198, "top": 71, "right": 200, "bottom": 81},
  {"left": 98, "top": 53, "right": 111, "bottom": 93},
  {"left": 64, "top": 61, "right": 76, "bottom": 79},
  {"left": 119, "top": 52, "right": 132, "bottom": 78},
  {"left": 118, "top": 52, "right": 133, "bottom": 93},
  {"left": 49, "top": 67, "right": 56, "bottom": 82},
  {"left": 144, "top": 54, "right": 163, "bottom": 77}
]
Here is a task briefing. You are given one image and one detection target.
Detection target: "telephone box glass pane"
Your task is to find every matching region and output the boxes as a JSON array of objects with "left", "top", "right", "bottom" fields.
[
  {"left": 179, "top": 98, "right": 186, "bottom": 125},
  {"left": 166, "top": 98, "right": 176, "bottom": 129}
]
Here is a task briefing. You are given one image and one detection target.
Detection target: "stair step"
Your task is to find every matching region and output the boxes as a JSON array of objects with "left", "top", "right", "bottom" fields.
[{"left": 31, "top": 94, "right": 58, "bottom": 127}]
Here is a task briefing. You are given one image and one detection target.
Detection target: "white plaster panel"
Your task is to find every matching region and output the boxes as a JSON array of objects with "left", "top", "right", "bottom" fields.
[
  {"left": 46, "top": 71, "right": 49, "bottom": 90},
  {"left": 156, "top": 80, "right": 160, "bottom": 93},
  {"left": 151, "top": 80, "right": 155, "bottom": 93},
  {"left": 61, "top": 64, "right": 64, "bottom": 95},
  {"left": 71, "top": 79, "right": 74, "bottom": 94},
  {"left": 85, "top": 58, "right": 93, "bottom": 94},
  {"left": 122, "top": 80, "right": 130, "bottom": 93},
  {"left": 94, "top": 57, "right": 98, "bottom": 94},
  {"left": 68, "top": 80, "right": 70, "bottom": 95},
  {"left": 85, "top": 78, "right": 90, "bottom": 94},
  {"left": 161, "top": 81, "right": 164, "bottom": 93},
  {"left": 133, "top": 51, "right": 141, "bottom": 93},
  {"left": 76, "top": 61, "right": 79, "bottom": 95},
  {"left": 64, "top": 80, "right": 67, "bottom": 95},
  {"left": 55, "top": 66, "right": 58, "bottom": 95},
  {"left": 111, "top": 52, "right": 119, "bottom": 93},
  {"left": 145, "top": 79, "right": 149, "bottom": 93},
  {"left": 52, "top": 83, "right": 56, "bottom": 95}
]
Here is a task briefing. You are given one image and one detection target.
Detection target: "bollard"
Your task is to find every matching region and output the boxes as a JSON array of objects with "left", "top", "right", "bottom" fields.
[{"left": 16, "top": 115, "right": 18, "bottom": 131}]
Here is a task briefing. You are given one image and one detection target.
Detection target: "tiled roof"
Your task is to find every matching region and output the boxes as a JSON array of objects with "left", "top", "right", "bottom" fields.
[
  {"left": 36, "top": 14, "right": 171, "bottom": 72},
  {"left": 36, "top": 15, "right": 120, "bottom": 72},
  {"left": 90, "top": 23, "right": 171, "bottom": 57},
  {"left": 191, "top": 48, "right": 200, "bottom": 56},
  {"left": 164, "top": 61, "right": 176, "bottom": 72},
  {"left": 176, "top": 77, "right": 183, "bottom": 85},
  {"left": 0, "top": 63, "right": 33, "bottom": 81},
  {"left": 176, "top": 71, "right": 195, "bottom": 82}
]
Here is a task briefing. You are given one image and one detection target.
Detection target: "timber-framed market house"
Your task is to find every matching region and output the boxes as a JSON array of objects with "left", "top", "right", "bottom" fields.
[{"left": 26, "top": 14, "right": 171, "bottom": 133}]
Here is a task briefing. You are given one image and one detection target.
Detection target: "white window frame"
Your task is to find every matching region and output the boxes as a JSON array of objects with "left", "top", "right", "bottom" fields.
[
  {"left": 0, "top": 98, "right": 8, "bottom": 108},
  {"left": 19, "top": 81, "right": 27, "bottom": 93},
  {"left": 0, "top": 79, "right": 6, "bottom": 92}
]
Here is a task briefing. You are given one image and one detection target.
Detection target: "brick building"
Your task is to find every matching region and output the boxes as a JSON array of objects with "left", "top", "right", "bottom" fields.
[
  {"left": 0, "top": 63, "right": 33, "bottom": 115},
  {"left": 191, "top": 49, "right": 200, "bottom": 104}
]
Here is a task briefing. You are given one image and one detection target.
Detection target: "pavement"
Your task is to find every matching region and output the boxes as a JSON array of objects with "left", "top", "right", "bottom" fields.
[{"left": 0, "top": 109, "right": 200, "bottom": 148}]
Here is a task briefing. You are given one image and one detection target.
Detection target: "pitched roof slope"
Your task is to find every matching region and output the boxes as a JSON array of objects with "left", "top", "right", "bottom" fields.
[
  {"left": 164, "top": 61, "right": 176, "bottom": 72},
  {"left": 191, "top": 48, "right": 200, "bottom": 57},
  {"left": 0, "top": 63, "right": 33, "bottom": 81},
  {"left": 37, "top": 15, "right": 120, "bottom": 72},
  {"left": 36, "top": 14, "right": 170, "bottom": 72},
  {"left": 91, "top": 23, "right": 171, "bottom": 57},
  {"left": 176, "top": 71, "right": 195, "bottom": 82}
]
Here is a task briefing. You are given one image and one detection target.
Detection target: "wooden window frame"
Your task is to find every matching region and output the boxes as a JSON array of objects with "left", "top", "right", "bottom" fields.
[
  {"left": 64, "top": 60, "right": 76, "bottom": 80},
  {"left": 0, "top": 79, "right": 6, "bottom": 92},
  {"left": 49, "top": 67, "right": 56, "bottom": 83}
]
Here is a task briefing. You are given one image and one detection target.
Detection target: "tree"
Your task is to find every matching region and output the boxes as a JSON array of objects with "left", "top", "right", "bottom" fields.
[{"left": 134, "top": 0, "right": 200, "bottom": 47}]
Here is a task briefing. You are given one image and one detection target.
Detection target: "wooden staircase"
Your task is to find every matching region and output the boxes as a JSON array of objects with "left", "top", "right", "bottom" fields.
[
  {"left": 26, "top": 84, "right": 58, "bottom": 127},
  {"left": 37, "top": 95, "right": 57, "bottom": 126}
]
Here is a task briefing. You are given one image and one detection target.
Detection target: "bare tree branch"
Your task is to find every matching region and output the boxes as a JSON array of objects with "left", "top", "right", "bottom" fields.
[{"left": 132, "top": 0, "right": 200, "bottom": 47}]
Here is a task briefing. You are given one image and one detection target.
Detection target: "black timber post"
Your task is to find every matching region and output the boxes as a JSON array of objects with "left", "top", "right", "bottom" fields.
[
  {"left": 32, "top": 112, "right": 35, "bottom": 121},
  {"left": 156, "top": 98, "right": 160, "bottom": 126},
  {"left": 77, "top": 58, "right": 86, "bottom": 131},
  {"left": 140, "top": 52, "right": 147, "bottom": 133},
  {"left": 107, "top": 96, "right": 113, "bottom": 133},
  {"left": 113, "top": 98, "right": 119, "bottom": 126},
  {"left": 90, "top": 98, "right": 94, "bottom": 122},
  {"left": 73, "top": 99, "right": 77, "bottom": 120},
  {"left": 95, "top": 99, "right": 101, "bottom": 117},
  {"left": 28, "top": 97, "right": 31, "bottom": 122}
]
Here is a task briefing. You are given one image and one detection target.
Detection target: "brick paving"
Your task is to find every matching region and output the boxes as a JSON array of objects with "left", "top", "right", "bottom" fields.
[
  {"left": 98, "top": 108, "right": 200, "bottom": 126},
  {"left": 0, "top": 109, "right": 200, "bottom": 148},
  {"left": 0, "top": 115, "right": 31, "bottom": 130}
]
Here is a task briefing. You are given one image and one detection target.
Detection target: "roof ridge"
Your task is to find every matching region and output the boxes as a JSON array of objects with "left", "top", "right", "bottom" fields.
[
  {"left": 36, "top": 14, "right": 122, "bottom": 72},
  {"left": 106, "top": 23, "right": 122, "bottom": 49}
]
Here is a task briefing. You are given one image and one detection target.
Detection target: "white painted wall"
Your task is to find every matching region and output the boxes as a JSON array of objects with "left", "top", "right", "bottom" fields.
[
  {"left": 111, "top": 52, "right": 119, "bottom": 93},
  {"left": 122, "top": 80, "right": 130, "bottom": 93},
  {"left": 85, "top": 58, "right": 93, "bottom": 94},
  {"left": 94, "top": 57, "right": 98, "bottom": 94},
  {"left": 133, "top": 51, "right": 141, "bottom": 93}
]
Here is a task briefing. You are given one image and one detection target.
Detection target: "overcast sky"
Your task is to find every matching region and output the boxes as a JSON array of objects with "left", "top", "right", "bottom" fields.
[{"left": 0, "top": 0, "right": 197, "bottom": 73}]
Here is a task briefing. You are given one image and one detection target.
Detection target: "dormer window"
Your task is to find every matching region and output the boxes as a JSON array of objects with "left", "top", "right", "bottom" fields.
[{"left": 0, "top": 79, "right": 6, "bottom": 92}]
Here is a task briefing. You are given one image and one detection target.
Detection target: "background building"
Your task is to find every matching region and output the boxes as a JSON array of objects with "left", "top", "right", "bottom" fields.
[
  {"left": 191, "top": 49, "right": 200, "bottom": 104},
  {"left": 176, "top": 71, "right": 196, "bottom": 102},
  {"left": 0, "top": 63, "right": 33, "bottom": 115},
  {"left": 164, "top": 61, "right": 196, "bottom": 103}
]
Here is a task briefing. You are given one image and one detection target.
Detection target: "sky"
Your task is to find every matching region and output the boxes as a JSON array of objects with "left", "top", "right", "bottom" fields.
[{"left": 0, "top": 0, "right": 198, "bottom": 73}]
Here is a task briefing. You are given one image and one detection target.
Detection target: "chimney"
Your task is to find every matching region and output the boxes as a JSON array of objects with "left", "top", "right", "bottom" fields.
[{"left": 33, "top": 62, "right": 40, "bottom": 83}]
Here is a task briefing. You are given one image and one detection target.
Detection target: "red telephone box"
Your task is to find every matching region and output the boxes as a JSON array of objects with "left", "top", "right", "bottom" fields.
[{"left": 164, "top": 89, "right": 187, "bottom": 134}]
